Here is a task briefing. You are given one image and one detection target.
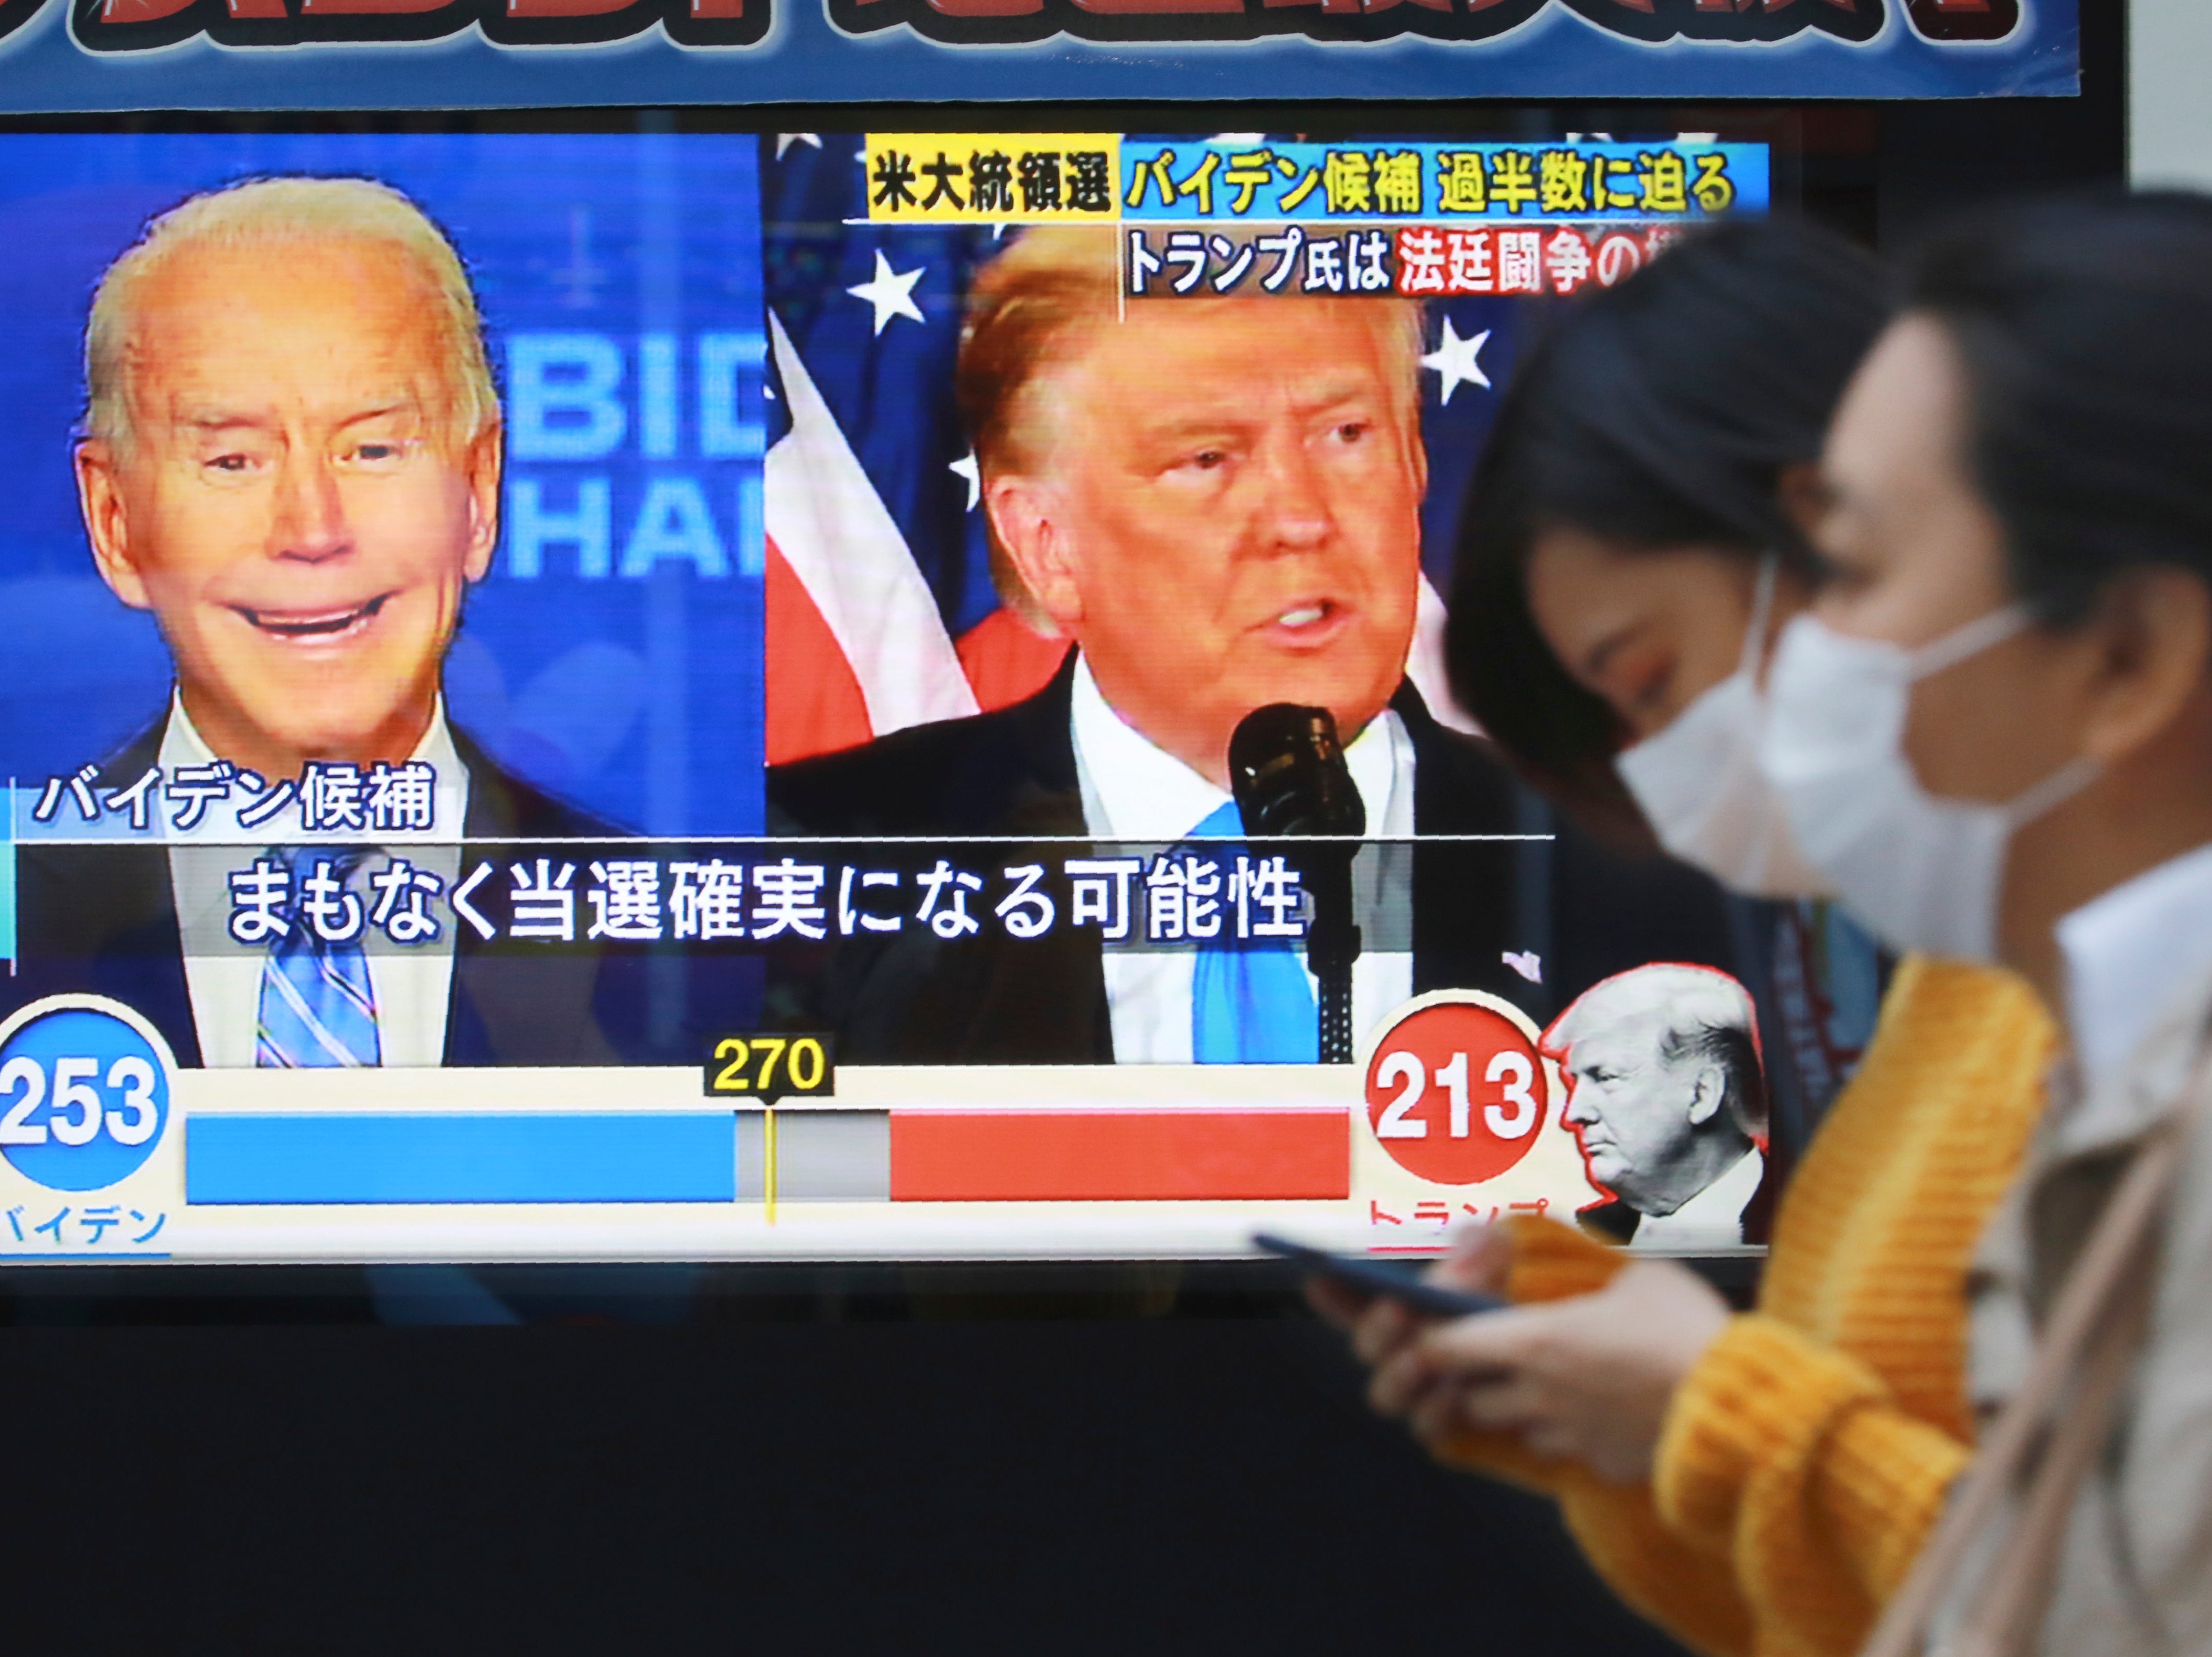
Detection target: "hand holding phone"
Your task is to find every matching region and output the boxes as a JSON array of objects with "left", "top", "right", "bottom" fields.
[{"left": 1254, "top": 1232, "right": 1506, "bottom": 1319}]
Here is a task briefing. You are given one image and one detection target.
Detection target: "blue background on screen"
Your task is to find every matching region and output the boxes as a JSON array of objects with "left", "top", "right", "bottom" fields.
[{"left": 0, "top": 132, "right": 765, "bottom": 837}]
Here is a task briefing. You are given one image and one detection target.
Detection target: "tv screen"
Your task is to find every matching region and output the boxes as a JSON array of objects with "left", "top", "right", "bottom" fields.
[{"left": 0, "top": 127, "right": 1872, "bottom": 1268}]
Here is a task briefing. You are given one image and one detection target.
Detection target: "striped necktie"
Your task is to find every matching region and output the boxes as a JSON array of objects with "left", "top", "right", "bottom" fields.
[
  {"left": 1187, "top": 799, "right": 1318, "bottom": 1064},
  {"left": 256, "top": 847, "right": 382, "bottom": 1069}
]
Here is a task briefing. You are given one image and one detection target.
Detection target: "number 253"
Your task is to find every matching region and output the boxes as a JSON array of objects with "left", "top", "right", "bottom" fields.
[{"left": 0, "top": 1055, "right": 160, "bottom": 1147}]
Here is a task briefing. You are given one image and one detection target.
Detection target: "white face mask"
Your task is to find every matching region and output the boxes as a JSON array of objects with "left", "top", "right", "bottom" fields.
[
  {"left": 1759, "top": 606, "right": 2100, "bottom": 962},
  {"left": 1615, "top": 559, "right": 1835, "bottom": 899}
]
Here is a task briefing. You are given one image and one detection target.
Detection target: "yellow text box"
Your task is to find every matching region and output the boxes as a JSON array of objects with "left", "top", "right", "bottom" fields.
[{"left": 864, "top": 135, "right": 1122, "bottom": 223}]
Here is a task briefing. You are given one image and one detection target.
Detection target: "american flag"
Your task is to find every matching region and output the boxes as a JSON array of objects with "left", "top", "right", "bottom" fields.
[{"left": 758, "top": 131, "right": 1532, "bottom": 765}]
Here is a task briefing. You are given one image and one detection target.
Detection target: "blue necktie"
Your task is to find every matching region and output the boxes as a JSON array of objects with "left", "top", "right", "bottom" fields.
[
  {"left": 256, "top": 848, "right": 382, "bottom": 1069},
  {"left": 1188, "top": 800, "right": 1318, "bottom": 1064}
]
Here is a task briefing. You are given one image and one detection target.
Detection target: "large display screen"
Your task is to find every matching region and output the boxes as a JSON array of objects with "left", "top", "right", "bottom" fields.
[{"left": 0, "top": 129, "right": 1878, "bottom": 1267}]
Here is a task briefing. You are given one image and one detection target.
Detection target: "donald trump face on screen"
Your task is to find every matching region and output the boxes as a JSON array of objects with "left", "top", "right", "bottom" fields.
[
  {"left": 1546, "top": 964, "right": 1769, "bottom": 1247},
  {"left": 762, "top": 219, "right": 1762, "bottom": 1076},
  {"left": 963, "top": 227, "right": 1428, "bottom": 788},
  {"left": 72, "top": 177, "right": 502, "bottom": 786}
]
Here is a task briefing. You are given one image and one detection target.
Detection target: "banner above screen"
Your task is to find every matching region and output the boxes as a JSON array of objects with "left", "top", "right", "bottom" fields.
[{"left": 0, "top": 0, "right": 2074, "bottom": 112}]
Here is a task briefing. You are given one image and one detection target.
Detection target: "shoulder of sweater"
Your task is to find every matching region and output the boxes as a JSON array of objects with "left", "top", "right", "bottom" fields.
[
  {"left": 1819, "top": 957, "right": 2053, "bottom": 1152},
  {"left": 1759, "top": 956, "right": 2053, "bottom": 1310},
  {"left": 1876, "top": 954, "right": 2056, "bottom": 1056}
]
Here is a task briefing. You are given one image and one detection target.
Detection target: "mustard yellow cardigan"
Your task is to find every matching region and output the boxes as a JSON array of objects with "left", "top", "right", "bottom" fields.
[{"left": 1436, "top": 956, "right": 2055, "bottom": 1657}]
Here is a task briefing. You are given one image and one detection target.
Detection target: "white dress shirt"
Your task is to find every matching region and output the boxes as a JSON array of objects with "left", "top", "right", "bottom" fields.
[
  {"left": 161, "top": 694, "right": 470, "bottom": 1069},
  {"left": 1953, "top": 841, "right": 2212, "bottom": 1424},
  {"left": 1630, "top": 1145, "right": 1763, "bottom": 1251},
  {"left": 1067, "top": 652, "right": 1415, "bottom": 1064},
  {"left": 1932, "top": 839, "right": 2212, "bottom": 1652},
  {"left": 2057, "top": 839, "right": 2212, "bottom": 1093}
]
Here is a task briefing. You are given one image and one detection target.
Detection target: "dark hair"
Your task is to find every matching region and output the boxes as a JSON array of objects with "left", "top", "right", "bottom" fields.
[
  {"left": 1904, "top": 192, "right": 2212, "bottom": 625},
  {"left": 1445, "top": 219, "right": 1887, "bottom": 829}
]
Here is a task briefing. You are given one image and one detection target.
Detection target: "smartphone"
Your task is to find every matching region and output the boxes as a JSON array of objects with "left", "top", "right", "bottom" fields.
[{"left": 1254, "top": 1232, "right": 1507, "bottom": 1319}]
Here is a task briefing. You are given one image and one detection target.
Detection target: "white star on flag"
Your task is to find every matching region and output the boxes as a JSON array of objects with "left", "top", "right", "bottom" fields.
[
  {"left": 775, "top": 134, "right": 823, "bottom": 160},
  {"left": 949, "top": 451, "right": 982, "bottom": 510},
  {"left": 1421, "top": 319, "right": 1492, "bottom": 407},
  {"left": 846, "top": 249, "right": 927, "bottom": 336}
]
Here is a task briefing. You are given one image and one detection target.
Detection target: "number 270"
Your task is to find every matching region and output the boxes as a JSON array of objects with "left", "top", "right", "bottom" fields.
[{"left": 710, "top": 1036, "right": 828, "bottom": 1094}]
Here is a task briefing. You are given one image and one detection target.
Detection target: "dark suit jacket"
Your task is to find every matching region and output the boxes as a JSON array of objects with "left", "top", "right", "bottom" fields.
[
  {"left": 3, "top": 717, "right": 639, "bottom": 1067},
  {"left": 767, "top": 654, "right": 1744, "bottom": 1065}
]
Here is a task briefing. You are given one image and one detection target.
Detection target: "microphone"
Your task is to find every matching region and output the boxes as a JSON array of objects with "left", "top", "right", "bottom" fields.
[
  {"left": 1228, "top": 704, "right": 1366, "bottom": 839},
  {"left": 1227, "top": 704, "right": 1364, "bottom": 1064}
]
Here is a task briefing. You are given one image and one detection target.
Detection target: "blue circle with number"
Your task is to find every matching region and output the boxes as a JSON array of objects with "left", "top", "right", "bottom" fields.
[{"left": 0, "top": 1006, "right": 172, "bottom": 1192}]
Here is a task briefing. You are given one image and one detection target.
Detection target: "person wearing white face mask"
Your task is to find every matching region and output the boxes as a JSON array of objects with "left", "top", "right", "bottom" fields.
[
  {"left": 1614, "top": 553, "right": 1836, "bottom": 900},
  {"left": 1762, "top": 607, "right": 2100, "bottom": 964},
  {"left": 1759, "top": 193, "right": 2212, "bottom": 1657},
  {"left": 1314, "top": 219, "right": 2057, "bottom": 1657}
]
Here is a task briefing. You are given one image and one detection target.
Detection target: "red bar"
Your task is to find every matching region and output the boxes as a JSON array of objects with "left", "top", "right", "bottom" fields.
[{"left": 891, "top": 1110, "right": 1348, "bottom": 1202}]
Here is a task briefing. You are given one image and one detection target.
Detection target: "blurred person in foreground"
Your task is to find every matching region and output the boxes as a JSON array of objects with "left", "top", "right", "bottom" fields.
[
  {"left": 1315, "top": 219, "right": 2055, "bottom": 1657},
  {"left": 1769, "top": 192, "right": 2212, "bottom": 1655},
  {"left": 769, "top": 226, "right": 1744, "bottom": 1064}
]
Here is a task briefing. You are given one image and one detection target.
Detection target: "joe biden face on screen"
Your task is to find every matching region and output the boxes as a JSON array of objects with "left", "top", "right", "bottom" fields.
[
  {"left": 3, "top": 177, "right": 633, "bottom": 1075},
  {"left": 72, "top": 176, "right": 503, "bottom": 787}
]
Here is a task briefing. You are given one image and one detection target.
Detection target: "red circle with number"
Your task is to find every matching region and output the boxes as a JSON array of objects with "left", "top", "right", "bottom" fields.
[{"left": 1364, "top": 1001, "right": 1547, "bottom": 1185}]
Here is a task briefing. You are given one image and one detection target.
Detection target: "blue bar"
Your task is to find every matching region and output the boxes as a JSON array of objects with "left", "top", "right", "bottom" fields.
[
  {"left": 187, "top": 1114, "right": 737, "bottom": 1205},
  {"left": 0, "top": 802, "right": 14, "bottom": 969}
]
